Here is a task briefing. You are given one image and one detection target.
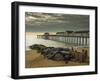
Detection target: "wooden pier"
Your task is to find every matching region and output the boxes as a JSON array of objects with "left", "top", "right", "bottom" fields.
[
  {"left": 37, "top": 31, "right": 89, "bottom": 47},
  {"left": 37, "top": 35, "right": 89, "bottom": 47}
]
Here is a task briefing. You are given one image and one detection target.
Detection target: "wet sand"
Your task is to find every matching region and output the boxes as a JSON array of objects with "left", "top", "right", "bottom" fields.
[{"left": 25, "top": 48, "right": 89, "bottom": 68}]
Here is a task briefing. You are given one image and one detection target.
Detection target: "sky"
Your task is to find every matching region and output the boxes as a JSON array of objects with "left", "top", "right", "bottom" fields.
[{"left": 25, "top": 12, "right": 89, "bottom": 33}]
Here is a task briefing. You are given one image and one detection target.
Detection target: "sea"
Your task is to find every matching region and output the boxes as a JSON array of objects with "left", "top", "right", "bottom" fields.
[
  {"left": 26, "top": 33, "right": 88, "bottom": 51},
  {"left": 26, "top": 33, "right": 72, "bottom": 51}
]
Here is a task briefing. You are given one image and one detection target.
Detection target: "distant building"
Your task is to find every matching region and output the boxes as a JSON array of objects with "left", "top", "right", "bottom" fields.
[
  {"left": 74, "top": 31, "right": 89, "bottom": 36},
  {"left": 43, "top": 32, "right": 50, "bottom": 39},
  {"left": 64, "top": 30, "right": 89, "bottom": 37},
  {"left": 65, "top": 31, "right": 74, "bottom": 36},
  {"left": 56, "top": 32, "right": 65, "bottom": 36}
]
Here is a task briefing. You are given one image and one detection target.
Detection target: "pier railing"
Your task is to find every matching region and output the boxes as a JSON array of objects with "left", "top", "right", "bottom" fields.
[{"left": 37, "top": 35, "right": 89, "bottom": 47}]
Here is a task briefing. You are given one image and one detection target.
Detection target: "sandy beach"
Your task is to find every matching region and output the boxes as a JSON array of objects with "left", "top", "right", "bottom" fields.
[{"left": 25, "top": 48, "right": 89, "bottom": 68}]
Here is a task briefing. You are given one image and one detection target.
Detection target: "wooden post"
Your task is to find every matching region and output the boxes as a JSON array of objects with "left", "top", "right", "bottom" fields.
[{"left": 85, "top": 37, "right": 87, "bottom": 46}]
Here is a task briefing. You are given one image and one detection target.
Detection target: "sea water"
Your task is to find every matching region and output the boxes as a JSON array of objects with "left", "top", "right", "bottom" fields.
[
  {"left": 26, "top": 33, "right": 88, "bottom": 51},
  {"left": 26, "top": 33, "right": 69, "bottom": 51}
]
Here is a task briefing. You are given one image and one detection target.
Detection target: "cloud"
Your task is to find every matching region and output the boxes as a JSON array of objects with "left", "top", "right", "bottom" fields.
[
  {"left": 25, "top": 12, "right": 68, "bottom": 26},
  {"left": 25, "top": 12, "right": 89, "bottom": 32}
]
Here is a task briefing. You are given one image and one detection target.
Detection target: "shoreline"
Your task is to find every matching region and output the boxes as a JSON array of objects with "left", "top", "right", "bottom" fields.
[{"left": 25, "top": 47, "right": 89, "bottom": 68}]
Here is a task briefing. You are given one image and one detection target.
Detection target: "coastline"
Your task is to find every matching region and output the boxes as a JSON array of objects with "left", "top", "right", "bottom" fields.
[{"left": 25, "top": 47, "right": 89, "bottom": 68}]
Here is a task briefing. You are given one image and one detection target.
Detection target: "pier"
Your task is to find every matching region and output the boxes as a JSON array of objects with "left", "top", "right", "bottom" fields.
[{"left": 37, "top": 31, "right": 89, "bottom": 47}]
